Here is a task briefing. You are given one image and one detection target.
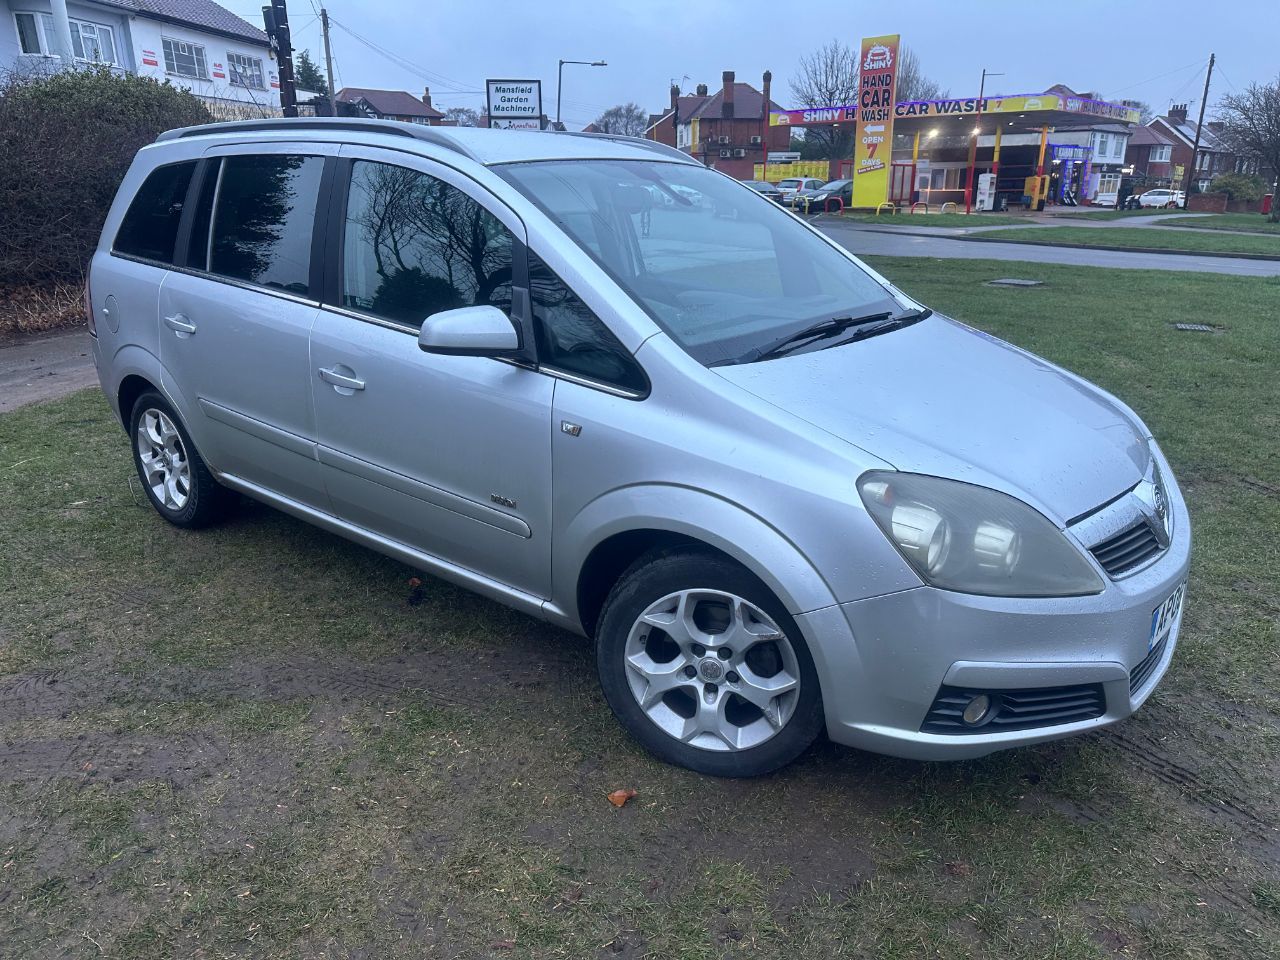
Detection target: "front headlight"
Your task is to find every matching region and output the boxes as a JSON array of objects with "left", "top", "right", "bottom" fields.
[{"left": 857, "top": 472, "right": 1104, "bottom": 597}]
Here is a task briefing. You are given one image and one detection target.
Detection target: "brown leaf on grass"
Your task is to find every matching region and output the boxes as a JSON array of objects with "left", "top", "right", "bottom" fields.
[
  {"left": 408, "top": 577, "right": 422, "bottom": 587},
  {"left": 490, "top": 940, "right": 515, "bottom": 950},
  {"left": 607, "top": 788, "right": 637, "bottom": 808},
  {"left": 943, "top": 860, "right": 972, "bottom": 877}
]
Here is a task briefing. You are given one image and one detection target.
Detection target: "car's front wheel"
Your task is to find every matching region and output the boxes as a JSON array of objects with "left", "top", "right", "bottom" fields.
[{"left": 596, "top": 547, "right": 824, "bottom": 777}]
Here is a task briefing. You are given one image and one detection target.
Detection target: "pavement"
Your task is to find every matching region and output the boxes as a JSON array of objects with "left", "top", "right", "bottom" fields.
[
  {"left": 815, "top": 218, "right": 1280, "bottom": 276},
  {"left": 0, "top": 327, "right": 98, "bottom": 413}
]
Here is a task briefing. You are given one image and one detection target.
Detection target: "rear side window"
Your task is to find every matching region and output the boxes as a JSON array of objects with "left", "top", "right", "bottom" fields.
[
  {"left": 340, "top": 160, "right": 513, "bottom": 329},
  {"left": 208, "top": 154, "right": 324, "bottom": 295},
  {"left": 114, "top": 161, "right": 196, "bottom": 263}
]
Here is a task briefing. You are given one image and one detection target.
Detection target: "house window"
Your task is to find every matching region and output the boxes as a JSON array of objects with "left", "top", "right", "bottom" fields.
[
  {"left": 226, "top": 52, "right": 264, "bottom": 89},
  {"left": 14, "top": 12, "right": 116, "bottom": 63},
  {"left": 1150, "top": 144, "right": 1171, "bottom": 163},
  {"left": 1196, "top": 152, "right": 1210, "bottom": 171},
  {"left": 1097, "top": 133, "right": 1110, "bottom": 157},
  {"left": 162, "top": 37, "right": 208, "bottom": 80}
]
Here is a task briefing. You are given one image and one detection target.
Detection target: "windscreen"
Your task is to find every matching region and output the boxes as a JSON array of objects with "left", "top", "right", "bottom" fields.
[{"left": 497, "top": 159, "right": 900, "bottom": 366}]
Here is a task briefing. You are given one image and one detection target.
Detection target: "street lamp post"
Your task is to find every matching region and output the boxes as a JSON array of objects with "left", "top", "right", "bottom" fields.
[
  {"left": 964, "top": 68, "right": 1003, "bottom": 215},
  {"left": 556, "top": 58, "right": 607, "bottom": 127}
]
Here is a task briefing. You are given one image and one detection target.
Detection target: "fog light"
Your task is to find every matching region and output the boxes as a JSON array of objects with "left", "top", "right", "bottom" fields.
[{"left": 962, "top": 693, "right": 992, "bottom": 726}]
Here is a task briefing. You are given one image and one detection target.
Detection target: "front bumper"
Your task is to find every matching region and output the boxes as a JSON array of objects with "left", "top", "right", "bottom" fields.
[{"left": 798, "top": 472, "right": 1192, "bottom": 761}]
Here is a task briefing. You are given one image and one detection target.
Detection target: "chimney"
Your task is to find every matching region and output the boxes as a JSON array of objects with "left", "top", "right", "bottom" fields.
[
  {"left": 1169, "top": 103, "right": 1188, "bottom": 125},
  {"left": 761, "top": 69, "right": 772, "bottom": 118},
  {"left": 722, "top": 70, "right": 735, "bottom": 118},
  {"left": 422, "top": 87, "right": 433, "bottom": 109},
  {"left": 670, "top": 84, "right": 679, "bottom": 110},
  {"left": 696, "top": 83, "right": 707, "bottom": 97}
]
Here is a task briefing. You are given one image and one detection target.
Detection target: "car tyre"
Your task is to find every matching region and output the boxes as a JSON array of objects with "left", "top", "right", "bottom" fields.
[
  {"left": 129, "top": 390, "right": 232, "bottom": 528},
  {"left": 595, "top": 546, "right": 825, "bottom": 777}
]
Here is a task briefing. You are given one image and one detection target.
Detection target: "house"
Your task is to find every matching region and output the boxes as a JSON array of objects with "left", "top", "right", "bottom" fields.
[
  {"left": 335, "top": 86, "right": 447, "bottom": 125},
  {"left": 1, "top": 0, "right": 280, "bottom": 118},
  {"left": 1124, "top": 124, "right": 1178, "bottom": 188},
  {"left": 1145, "top": 104, "right": 1252, "bottom": 193},
  {"left": 647, "top": 70, "right": 788, "bottom": 180}
]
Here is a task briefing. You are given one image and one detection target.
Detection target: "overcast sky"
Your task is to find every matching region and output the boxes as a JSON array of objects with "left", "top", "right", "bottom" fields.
[{"left": 222, "top": 0, "right": 1277, "bottom": 129}]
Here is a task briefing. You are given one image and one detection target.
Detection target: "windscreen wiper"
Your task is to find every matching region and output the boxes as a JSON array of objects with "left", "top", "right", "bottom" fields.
[{"left": 713, "top": 308, "right": 931, "bottom": 366}]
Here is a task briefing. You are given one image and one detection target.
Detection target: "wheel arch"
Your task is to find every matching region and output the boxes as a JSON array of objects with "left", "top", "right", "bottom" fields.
[{"left": 562, "top": 484, "right": 839, "bottom": 639}]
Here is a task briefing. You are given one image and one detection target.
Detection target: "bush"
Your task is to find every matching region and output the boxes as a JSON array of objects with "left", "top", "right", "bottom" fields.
[
  {"left": 0, "top": 67, "right": 212, "bottom": 285},
  {"left": 1208, "top": 171, "right": 1267, "bottom": 203}
]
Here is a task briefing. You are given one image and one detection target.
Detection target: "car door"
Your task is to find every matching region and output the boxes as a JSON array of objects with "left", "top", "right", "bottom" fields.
[
  {"left": 308, "top": 147, "right": 554, "bottom": 596},
  {"left": 159, "top": 144, "right": 336, "bottom": 508}
]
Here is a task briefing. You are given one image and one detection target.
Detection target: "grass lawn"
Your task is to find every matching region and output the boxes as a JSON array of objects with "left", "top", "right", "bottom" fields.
[
  {"left": 838, "top": 211, "right": 1030, "bottom": 228},
  {"left": 1161, "top": 213, "right": 1280, "bottom": 236},
  {"left": 977, "top": 224, "right": 1280, "bottom": 257},
  {"left": 3, "top": 258, "right": 1280, "bottom": 958}
]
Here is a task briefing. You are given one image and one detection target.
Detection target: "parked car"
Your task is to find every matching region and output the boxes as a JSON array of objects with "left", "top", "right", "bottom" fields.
[
  {"left": 777, "top": 177, "right": 825, "bottom": 204},
  {"left": 90, "top": 118, "right": 1190, "bottom": 777},
  {"left": 1136, "top": 188, "right": 1185, "bottom": 208},
  {"left": 794, "top": 179, "right": 852, "bottom": 214},
  {"left": 743, "top": 180, "right": 783, "bottom": 202}
]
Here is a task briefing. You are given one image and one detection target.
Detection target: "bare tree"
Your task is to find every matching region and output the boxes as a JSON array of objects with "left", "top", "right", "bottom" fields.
[
  {"left": 789, "top": 41, "right": 858, "bottom": 160},
  {"left": 1216, "top": 76, "right": 1280, "bottom": 221},
  {"left": 445, "top": 106, "right": 479, "bottom": 127},
  {"left": 896, "top": 47, "right": 948, "bottom": 102},
  {"left": 789, "top": 42, "right": 947, "bottom": 160},
  {"left": 592, "top": 103, "right": 648, "bottom": 137}
]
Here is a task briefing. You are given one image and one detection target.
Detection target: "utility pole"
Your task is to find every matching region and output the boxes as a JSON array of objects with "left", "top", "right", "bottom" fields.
[
  {"left": 964, "top": 68, "right": 1002, "bottom": 214},
  {"left": 320, "top": 6, "right": 337, "bottom": 116},
  {"left": 263, "top": 0, "right": 298, "bottom": 117},
  {"left": 1183, "top": 53, "right": 1215, "bottom": 209}
]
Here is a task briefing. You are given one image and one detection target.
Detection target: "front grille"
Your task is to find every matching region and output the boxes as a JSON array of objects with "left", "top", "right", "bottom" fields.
[
  {"left": 1090, "top": 519, "right": 1162, "bottom": 577},
  {"left": 1130, "top": 637, "right": 1167, "bottom": 696},
  {"left": 921, "top": 683, "right": 1107, "bottom": 734}
]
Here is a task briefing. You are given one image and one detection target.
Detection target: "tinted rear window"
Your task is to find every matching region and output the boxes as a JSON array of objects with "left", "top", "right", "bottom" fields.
[
  {"left": 209, "top": 154, "right": 324, "bottom": 295},
  {"left": 114, "top": 161, "right": 196, "bottom": 263}
]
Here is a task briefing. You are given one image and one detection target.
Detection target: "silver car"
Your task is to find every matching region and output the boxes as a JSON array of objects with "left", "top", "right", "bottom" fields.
[{"left": 88, "top": 119, "right": 1190, "bottom": 777}]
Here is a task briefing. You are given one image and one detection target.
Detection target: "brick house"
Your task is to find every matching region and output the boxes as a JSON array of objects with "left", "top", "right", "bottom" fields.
[
  {"left": 335, "top": 86, "right": 447, "bottom": 125},
  {"left": 1146, "top": 104, "right": 1241, "bottom": 193},
  {"left": 1124, "top": 125, "right": 1177, "bottom": 188},
  {"left": 646, "top": 70, "right": 788, "bottom": 180}
]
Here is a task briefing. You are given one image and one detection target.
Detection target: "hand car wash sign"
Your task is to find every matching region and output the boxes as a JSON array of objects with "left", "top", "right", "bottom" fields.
[{"left": 850, "top": 34, "right": 901, "bottom": 209}]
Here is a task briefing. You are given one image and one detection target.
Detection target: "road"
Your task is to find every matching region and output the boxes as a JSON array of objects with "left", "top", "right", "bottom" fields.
[
  {"left": 0, "top": 328, "right": 97, "bottom": 413},
  {"left": 816, "top": 219, "right": 1280, "bottom": 277}
]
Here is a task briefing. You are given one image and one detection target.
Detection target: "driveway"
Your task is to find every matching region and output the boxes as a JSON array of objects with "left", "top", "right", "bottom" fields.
[
  {"left": 816, "top": 219, "right": 1280, "bottom": 276},
  {"left": 0, "top": 327, "right": 97, "bottom": 413}
]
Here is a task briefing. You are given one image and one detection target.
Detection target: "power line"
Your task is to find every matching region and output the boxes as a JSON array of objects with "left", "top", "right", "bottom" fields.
[
  {"left": 1107, "top": 58, "right": 1205, "bottom": 97},
  {"left": 326, "top": 15, "right": 476, "bottom": 93}
]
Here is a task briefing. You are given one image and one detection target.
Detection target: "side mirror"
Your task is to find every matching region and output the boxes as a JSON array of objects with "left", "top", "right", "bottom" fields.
[{"left": 418, "top": 305, "right": 521, "bottom": 357}]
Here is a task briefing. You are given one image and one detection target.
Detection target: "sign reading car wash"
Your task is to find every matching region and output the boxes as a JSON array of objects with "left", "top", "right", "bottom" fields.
[
  {"left": 487, "top": 79, "right": 542, "bottom": 130},
  {"left": 850, "top": 34, "right": 900, "bottom": 208}
]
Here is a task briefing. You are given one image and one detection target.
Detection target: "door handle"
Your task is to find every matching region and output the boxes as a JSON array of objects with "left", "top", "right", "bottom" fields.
[
  {"left": 164, "top": 313, "right": 197, "bottom": 335},
  {"left": 318, "top": 366, "right": 366, "bottom": 392}
]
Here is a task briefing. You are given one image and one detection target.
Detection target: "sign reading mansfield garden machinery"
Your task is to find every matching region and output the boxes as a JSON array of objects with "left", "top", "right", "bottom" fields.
[
  {"left": 486, "top": 79, "right": 543, "bottom": 130},
  {"left": 850, "top": 34, "right": 901, "bottom": 209}
]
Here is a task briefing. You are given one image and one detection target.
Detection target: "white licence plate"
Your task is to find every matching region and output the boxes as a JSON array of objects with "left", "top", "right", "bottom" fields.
[{"left": 1149, "top": 582, "right": 1186, "bottom": 651}]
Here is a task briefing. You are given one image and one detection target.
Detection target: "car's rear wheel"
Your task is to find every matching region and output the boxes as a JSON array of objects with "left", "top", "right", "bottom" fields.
[
  {"left": 129, "top": 391, "right": 231, "bottom": 528},
  {"left": 596, "top": 547, "right": 824, "bottom": 777}
]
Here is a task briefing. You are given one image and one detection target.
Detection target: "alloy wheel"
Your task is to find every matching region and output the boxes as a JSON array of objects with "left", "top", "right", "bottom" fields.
[
  {"left": 136, "top": 407, "right": 191, "bottom": 511},
  {"left": 623, "top": 589, "right": 801, "bottom": 752}
]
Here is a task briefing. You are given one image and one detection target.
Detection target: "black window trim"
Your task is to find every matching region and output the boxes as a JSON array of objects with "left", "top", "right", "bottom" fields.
[
  {"left": 320, "top": 152, "right": 650, "bottom": 399},
  {"left": 109, "top": 158, "right": 201, "bottom": 268}
]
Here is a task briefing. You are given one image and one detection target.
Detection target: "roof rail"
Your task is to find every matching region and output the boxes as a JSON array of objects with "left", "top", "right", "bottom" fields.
[
  {"left": 155, "top": 116, "right": 480, "bottom": 162},
  {"left": 552, "top": 131, "right": 699, "bottom": 164}
]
